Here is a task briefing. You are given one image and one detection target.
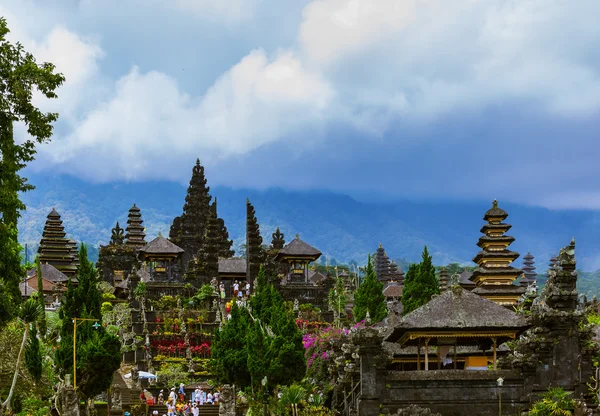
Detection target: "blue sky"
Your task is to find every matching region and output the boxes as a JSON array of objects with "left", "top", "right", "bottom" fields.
[{"left": 3, "top": 0, "right": 600, "bottom": 209}]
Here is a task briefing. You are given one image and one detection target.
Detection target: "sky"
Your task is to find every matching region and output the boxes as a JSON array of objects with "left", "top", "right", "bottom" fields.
[{"left": 2, "top": 0, "right": 600, "bottom": 209}]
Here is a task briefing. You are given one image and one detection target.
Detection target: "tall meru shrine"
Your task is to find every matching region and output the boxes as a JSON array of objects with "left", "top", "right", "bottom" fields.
[{"left": 22, "top": 159, "right": 598, "bottom": 416}]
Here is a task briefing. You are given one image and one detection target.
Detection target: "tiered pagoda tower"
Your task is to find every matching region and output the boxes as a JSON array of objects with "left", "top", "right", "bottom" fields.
[
  {"left": 470, "top": 200, "right": 525, "bottom": 306},
  {"left": 37, "top": 208, "right": 77, "bottom": 278},
  {"left": 389, "top": 260, "right": 404, "bottom": 284},
  {"left": 520, "top": 252, "right": 537, "bottom": 287},
  {"left": 246, "top": 199, "right": 264, "bottom": 285},
  {"left": 439, "top": 267, "right": 448, "bottom": 292},
  {"left": 124, "top": 204, "right": 146, "bottom": 251},
  {"left": 374, "top": 244, "right": 393, "bottom": 282},
  {"left": 549, "top": 255, "right": 558, "bottom": 269}
]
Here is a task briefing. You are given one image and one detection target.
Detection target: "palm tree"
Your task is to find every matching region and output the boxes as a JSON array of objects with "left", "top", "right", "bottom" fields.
[
  {"left": 279, "top": 384, "right": 306, "bottom": 416},
  {"left": 1, "top": 299, "right": 43, "bottom": 411}
]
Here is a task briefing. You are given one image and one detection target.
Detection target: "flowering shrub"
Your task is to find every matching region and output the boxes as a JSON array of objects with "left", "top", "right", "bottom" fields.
[{"left": 302, "top": 321, "right": 365, "bottom": 387}]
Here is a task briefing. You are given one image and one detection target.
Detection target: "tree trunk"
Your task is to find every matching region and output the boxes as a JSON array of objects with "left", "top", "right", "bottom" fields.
[{"left": 1, "top": 325, "right": 29, "bottom": 411}]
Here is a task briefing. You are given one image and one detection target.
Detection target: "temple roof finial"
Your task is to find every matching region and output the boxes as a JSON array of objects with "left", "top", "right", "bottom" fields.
[{"left": 492, "top": 199, "right": 498, "bottom": 208}]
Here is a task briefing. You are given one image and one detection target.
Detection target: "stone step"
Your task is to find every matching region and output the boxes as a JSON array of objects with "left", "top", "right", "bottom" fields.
[{"left": 146, "top": 404, "right": 219, "bottom": 415}]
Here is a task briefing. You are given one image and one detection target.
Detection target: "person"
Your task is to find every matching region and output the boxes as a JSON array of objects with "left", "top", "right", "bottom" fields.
[
  {"left": 153, "top": 411, "right": 159, "bottom": 416},
  {"left": 213, "top": 390, "right": 219, "bottom": 404},
  {"left": 191, "top": 402, "right": 199, "bottom": 416},
  {"left": 233, "top": 281, "right": 239, "bottom": 298},
  {"left": 158, "top": 389, "right": 164, "bottom": 405},
  {"left": 206, "top": 391, "right": 213, "bottom": 404},
  {"left": 237, "top": 288, "right": 243, "bottom": 301},
  {"left": 219, "top": 283, "right": 225, "bottom": 300},
  {"left": 169, "top": 388, "right": 177, "bottom": 405},
  {"left": 245, "top": 282, "right": 250, "bottom": 298},
  {"left": 167, "top": 402, "right": 175, "bottom": 416},
  {"left": 139, "top": 390, "right": 147, "bottom": 403},
  {"left": 178, "top": 383, "right": 185, "bottom": 403}
]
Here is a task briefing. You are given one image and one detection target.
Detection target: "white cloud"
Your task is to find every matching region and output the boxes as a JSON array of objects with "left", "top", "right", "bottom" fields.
[
  {"left": 41, "top": 49, "right": 334, "bottom": 181},
  {"left": 171, "top": 0, "right": 262, "bottom": 22}
]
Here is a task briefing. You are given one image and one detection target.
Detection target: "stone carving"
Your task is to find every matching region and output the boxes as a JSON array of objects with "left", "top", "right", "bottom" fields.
[
  {"left": 110, "top": 384, "right": 122, "bottom": 410},
  {"left": 293, "top": 298, "right": 299, "bottom": 312},
  {"left": 213, "top": 298, "right": 218, "bottom": 311},
  {"left": 60, "top": 384, "right": 80, "bottom": 416},
  {"left": 218, "top": 384, "right": 235, "bottom": 416},
  {"left": 111, "top": 222, "right": 125, "bottom": 245},
  {"left": 395, "top": 405, "right": 442, "bottom": 415}
]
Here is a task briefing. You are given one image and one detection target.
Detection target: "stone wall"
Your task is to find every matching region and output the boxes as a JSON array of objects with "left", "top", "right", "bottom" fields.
[{"left": 381, "top": 370, "right": 527, "bottom": 416}]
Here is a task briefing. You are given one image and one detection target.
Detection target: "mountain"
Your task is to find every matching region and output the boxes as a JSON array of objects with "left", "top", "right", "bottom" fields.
[{"left": 18, "top": 173, "right": 600, "bottom": 280}]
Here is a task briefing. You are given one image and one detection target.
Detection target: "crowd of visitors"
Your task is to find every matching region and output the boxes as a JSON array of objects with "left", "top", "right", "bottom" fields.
[{"left": 140, "top": 383, "right": 220, "bottom": 416}]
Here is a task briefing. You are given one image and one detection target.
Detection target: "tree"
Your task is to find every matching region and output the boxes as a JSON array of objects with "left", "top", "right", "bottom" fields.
[
  {"left": 400, "top": 263, "right": 418, "bottom": 315},
  {"left": 402, "top": 246, "right": 440, "bottom": 316},
  {"left": 35, "top": 257, "right": 47, "bottom": 337},
  {"left": 24, "top": 324, "right": 42, "bottom": 381},
  {"left": 353, "top": 255, "right": 386, "bottom": 323},
  {"left": 213, "top": 199, "right": 234, "bottom": 258},
  {"left": 56, "top": 244, "right": 120, "bottom": 401},
  {"left": 0, "top": 17, "right": 65, "bottom": 324},
  {"left": 212, "top": 266, "right": 306, "bottom": 394},
  {"left": 328, "top": 276, "right": 347, "bottom": 328},
  {"left": 211, "top": 302, "right": 252, "bottom": 388},
  {"left": 1, "top": 299, "right": 43, "bottom": 411},
  {"left": 528, "top": 387, "right": 575, "bottom": 415},
  {"left": 246, "top": 199, "right": 264, "bottom": 284}
]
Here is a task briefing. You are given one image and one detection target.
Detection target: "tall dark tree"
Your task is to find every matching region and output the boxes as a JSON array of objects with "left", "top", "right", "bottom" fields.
[
  {"left": 248, "top": 266, "right": 306, "bottom": 392},
  {"left": 35, "top": 256, "right": 47, "bottom": 337},
  {"left": 56, "top": 244, "right": 120, "bottom": 400},
  {"left": 25, "top": 324, "right": 43, "bottom": 381},
  {"left": 353, "top": 255, "right": 387, "bottom": 323},
  {"left": 0, "top": 17, "right": 65, "bottom": 325},
  {"left": 211, "top": 302, "right": 252, "bottom": 388},
  {"left": 170, "top": 159, "right": 212, "bottom": 266},
  {"left": 246, "top": 199, "right": 264, "bottom": 284},
  {"left": 213, "top": 199, "right": 234, "bottom": 258},
  {"left": 401, "top": 246, "right": 440, "bottom": 315}
]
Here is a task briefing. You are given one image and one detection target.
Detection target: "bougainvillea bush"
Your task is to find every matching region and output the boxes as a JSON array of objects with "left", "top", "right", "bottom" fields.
[{"left": 302, "top": 321, "right": 365, "bottom": 389}]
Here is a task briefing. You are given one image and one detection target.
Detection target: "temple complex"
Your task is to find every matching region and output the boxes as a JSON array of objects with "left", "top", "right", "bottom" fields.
[
  {"left": 37, "top": 208, "right": 78, "bottom": 277},
  {"left": 469, "top": 200, "right": 525, "bottom": 306},
  {"left": 438, "top": 267, "right": 448, "bottom": 291},
  {"left": 137, "top": 234, "right": 184, "bottom": 282}
]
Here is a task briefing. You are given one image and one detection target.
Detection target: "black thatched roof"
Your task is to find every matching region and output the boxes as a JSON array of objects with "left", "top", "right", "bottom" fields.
[
  {"left": 383, "top": 283, "right": 403, "bottom": 298},
  {"left": 308, "top": 269, "right": 327, "bottom": 283},
  {"left": 459, "top": 271, "right": 476, "bottom": 286},
  {"left": 471, "top": 285, "right": 526, "bottom": 295},
  {"left": 27, "top": 263, "right": 76, "bottom": 283},
  {"left": 473, "top": 250, "right": 520, "bottom": 263},
  {"left": 140, "top": 236, "right": 184, "bottom": 255},
  {"left": 385, "top": 287, "right": 528, "bottom": 343},
  {"left": 484, "top": 200, "right": 508, "bottom": 220},
  {"left": 480, "top": 223, "right": 512, "bottom": 233},
  {"left": 277, "top": 235, "right": 321, "bottom": 258},
  {"left": 19, "top": 281, "right": 37, "bottom": 297},
  {"left": 218, "top": 258, "right": 247, "bottom": 274}
]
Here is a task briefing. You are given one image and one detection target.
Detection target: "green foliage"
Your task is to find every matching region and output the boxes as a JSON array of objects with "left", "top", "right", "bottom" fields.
[
  {"left": 211, "top": 302, "right": 252, "bottom": 387},
  {"left": 102, "top": 292, "right": 116, "bottom": 301},
  {"left": 133, "top": 281, "right": 147, "bottom": 299},
  {"left": 212, "top": 266, "right": 306, "bottom": 394},
  {"left": 75, "top": 330, "right": 121, "bottom": 399},
  {"left": 353, "top": 255, "right": 386, "bottom": 323},
  {"left": 24, "top": 324, "right": 42, "bottom": 381},
  {"left": 155, "top": 362, "right": 191, "bottom": 389},
  {"left": 0, "top": 17, "right": 65, "bottom": 329},
  {"left": 402, "top": 246, "right": 440, "bottom": 316},
  {"left": 194, "top": 284, "right": 216, "bottom": 303},
  {"left": 279, "top": 384, "right": 306, "bottom": 416},
  {"left": 34, "top": 257, "right": 47, "bottom": 337},
  {"left": 528, "top": 387, "right": 575, "bottom": 415},
  {"left": 15, "top": 397, "right": 50, "bottom": 416},
  {"left": 328, "top": 276, "right": 347, "bottom": 327},
  {"left": 56, "top": 244, "right": 120, "bottom": 398}
]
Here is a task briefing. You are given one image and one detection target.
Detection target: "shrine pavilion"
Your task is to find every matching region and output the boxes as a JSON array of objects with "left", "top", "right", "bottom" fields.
[
  {"left": 138, "top": 234, "right": 184, "bottom": 281},
  {"left": 276, "top": 234, "right": 322, "bottom": 284},
  {"left": 385, "top": 283, "right": 529, "bottom": 371}
]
